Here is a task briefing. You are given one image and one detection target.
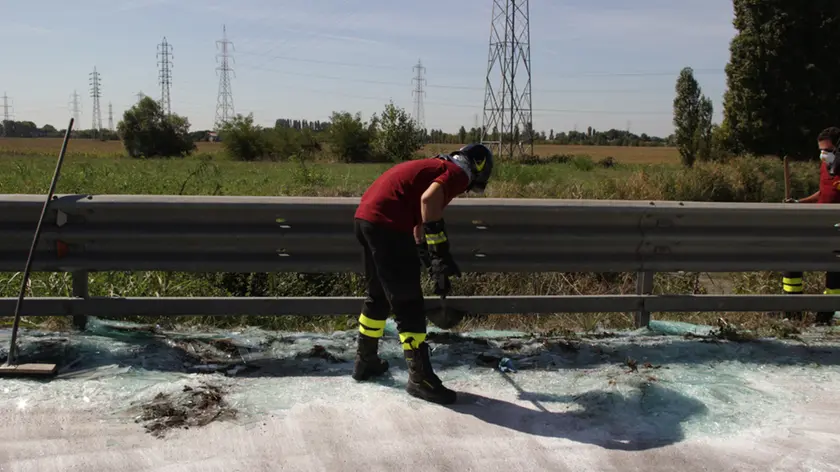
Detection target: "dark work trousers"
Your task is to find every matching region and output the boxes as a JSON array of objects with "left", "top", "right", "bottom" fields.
[
  {"left": 354, "top": 218, "right": 427, "bottom": 346},
  {"left": 782, "top": 270, "right": 840, "bottom": 320}
]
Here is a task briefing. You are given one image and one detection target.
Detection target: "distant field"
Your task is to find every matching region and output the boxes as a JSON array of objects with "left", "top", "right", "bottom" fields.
[
  {"left": 423, "top": 143, "right": 680, "bottom": 165},
  {"left": 0, "top": 138, "right": 680, "bottom": 165},
  {"left": 0, "top": 138, "right": 223, "bottom": 158}
]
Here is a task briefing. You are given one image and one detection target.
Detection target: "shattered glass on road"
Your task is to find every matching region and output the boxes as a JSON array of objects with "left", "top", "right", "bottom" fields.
[{"left": 2, "top": 317, "right": 840, "bottom": 444}]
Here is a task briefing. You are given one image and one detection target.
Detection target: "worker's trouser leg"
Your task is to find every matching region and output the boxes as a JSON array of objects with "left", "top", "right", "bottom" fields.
[
  {"left": 354, "top": 218, "right": 427, "bottom": 349},
  {"left": 782, "top": 271, "right": 804, "bottom": 320},
  {"left": 354, "top": 218, "right": 455, "bottom": 404},
  {"left": 816, "top": 272, "right": 840, "bottom": 325}
]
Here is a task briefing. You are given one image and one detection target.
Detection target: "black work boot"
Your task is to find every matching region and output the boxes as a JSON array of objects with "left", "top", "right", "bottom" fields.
[
  {"left": 403, "top": 341, "right": 457, "bottom": 405},
  {"left": 352, "top": 334, "right": 389, "bottom": 381},
  {"left": 815, "top": 311, "right": 836, "bottom": 326}
]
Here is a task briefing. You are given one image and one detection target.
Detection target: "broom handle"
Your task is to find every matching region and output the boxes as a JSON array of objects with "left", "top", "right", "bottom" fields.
[{"left": 5, "top": 118, "right": 75, "bottom": 366}]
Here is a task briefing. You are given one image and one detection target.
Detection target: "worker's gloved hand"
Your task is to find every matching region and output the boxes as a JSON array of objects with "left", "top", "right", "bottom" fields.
[
  {"left": 423, "top": 219, "right": 462, "bottom": 296},
  {"left": 784, "top": 197, "right": 799, "bottom": 203},
  {"left": 423, "top": 219, "right": 461, "bottom": 277},
  {"left": 416, "top": 241, "right": 432, "bottom": 270}
]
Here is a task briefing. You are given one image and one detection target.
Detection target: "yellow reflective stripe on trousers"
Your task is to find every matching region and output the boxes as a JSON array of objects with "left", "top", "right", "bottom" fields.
[
  {"left": 824, "top": 288, "right": 840, "bottom": 295},
  {"left": 358, "top": 313, "right": 387, "bottom": 338},
  {"left": 783, "top": 277, "right": 803, "bottom": 293},
  {"left": 425, "top": 232, "right": 447, "bottom": 245},
  {"left": 399, "top": 332, "right": 427, "bottom": 350}
]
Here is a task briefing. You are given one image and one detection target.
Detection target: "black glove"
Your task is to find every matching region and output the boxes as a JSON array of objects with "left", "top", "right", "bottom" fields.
[
  {"left": 423, "top": 219, "right": 461, "bottom": 296},
  {"left": 431, "top": 259, "right": 452, "bottom": 297},
  {"left": 416, "top": 241, "right": 432, "bottom": 270}
]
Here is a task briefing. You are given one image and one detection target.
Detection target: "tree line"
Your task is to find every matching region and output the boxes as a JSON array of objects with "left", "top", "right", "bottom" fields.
[
  {"left": 2, "top": 116, "right": 671, "bottom": 149},
  {"left": 672, "top": 0, "right": 840, "bottom": 166}
]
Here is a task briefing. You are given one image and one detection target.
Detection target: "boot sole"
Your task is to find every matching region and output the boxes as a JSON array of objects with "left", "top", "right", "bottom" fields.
[{"left": 406, "top": 383, "right": 457, "bottom": 405}]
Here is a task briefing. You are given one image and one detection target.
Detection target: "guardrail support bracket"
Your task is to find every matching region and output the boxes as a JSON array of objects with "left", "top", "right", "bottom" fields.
[
  {"left": 635, "top": 271, "right": 654, "bottom": 329},
  {"left": 71, "top": 271, "right": 89, "bottom": 331}
]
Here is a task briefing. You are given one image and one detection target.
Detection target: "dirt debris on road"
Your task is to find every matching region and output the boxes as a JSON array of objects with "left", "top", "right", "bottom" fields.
[{"left": 135, "top": 382, "right": 237, "bottom": 438}]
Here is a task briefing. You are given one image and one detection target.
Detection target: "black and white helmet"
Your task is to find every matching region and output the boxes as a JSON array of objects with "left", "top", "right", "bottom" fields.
[{"left": 442, "top": 143, "right": 494, "bottom": 192}]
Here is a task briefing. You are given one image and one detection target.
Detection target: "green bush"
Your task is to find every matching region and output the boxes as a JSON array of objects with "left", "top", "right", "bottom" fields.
[
  {"left": 328, "top": 111, "right": 375, "bottom": 163},
  {"left": 373, "top": 102, "right": 423, "bottom": 162},
  {"left": 220, "top": 114, "right": 276, "bottom": 161},
  {"left": 117, "top": 97, "right": 196, "bottom": 159}
]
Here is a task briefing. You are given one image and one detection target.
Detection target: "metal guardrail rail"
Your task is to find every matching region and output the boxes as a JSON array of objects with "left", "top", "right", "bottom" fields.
[{"left": 1, "top": 194, "right": 839, "bottom": 328}]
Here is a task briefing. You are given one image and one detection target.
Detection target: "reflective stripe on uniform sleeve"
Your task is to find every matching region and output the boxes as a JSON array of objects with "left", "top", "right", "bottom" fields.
[{"left": 425, "top": 232, "right": 448, "bottom": 245}]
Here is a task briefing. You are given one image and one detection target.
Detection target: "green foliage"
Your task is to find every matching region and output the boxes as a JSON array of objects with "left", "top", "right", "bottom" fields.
[
  {"left": 295, "top": 128, "right": 322, "bottom": 160},
  {"left": 373, "top": 102, "right": 423, "bottom": 162},
  {"left": 328, "top": 111, "right": 375, "bottom": 162},
  {"left": 697, "top": 96, "right": 714, "bottom": 161},
  {"left": 674, "top": 67, "right": 712, "bottom": 167},
  {"left": 117, "top": 97, "right": 196, "bottom": 158},
  {"left": 219, "top": 114, "right": 320, "bottom": 162},
  {"left": 710, "top": 121, "right": 738, "bottom": 161},
  {"left": 220, "top": 114, "right": 276, "bottom": 161},
  {"left": 723, "top": 0, "right": 840, "bottom": 160}
]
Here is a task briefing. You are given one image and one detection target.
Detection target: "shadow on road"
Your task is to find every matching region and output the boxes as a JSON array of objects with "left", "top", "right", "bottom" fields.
[{"left": 448, "top": 377, "right": 708, "bottom": 451}]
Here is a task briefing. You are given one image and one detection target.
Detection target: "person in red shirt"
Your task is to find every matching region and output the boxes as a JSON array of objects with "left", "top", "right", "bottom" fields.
[
  {"left": 783, "top": 126, "right": 840, "bottom": 325},
  {"left": 352, "top": 143, "right": 494, "bottom": 405}
]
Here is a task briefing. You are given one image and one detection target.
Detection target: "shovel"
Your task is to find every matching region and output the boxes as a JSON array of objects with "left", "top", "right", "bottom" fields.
[{"left": 424, "top": 274, "right": 468, "bottom": 330}]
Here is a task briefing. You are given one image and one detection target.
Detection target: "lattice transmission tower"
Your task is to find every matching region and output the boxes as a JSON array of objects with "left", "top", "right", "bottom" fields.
[
  {"left": 108, "top": 102, "right": 114, "bottom": 131},
  {"left": 69, "top": 90, "right": 81, "bottom": 127},
  {"left": 157, "top": 37, "right": 173, "bottom": 115},
  {"left": 481, "top": 0, "right": 534, "bottom": 161},
  {"left": 214, "top": 25, "right": 235, "bottom": 130},
  {"left": 412, "top": 59, "right": 426, "bottom": 131},
  {"left": 90, "top": 67, "right": 103, "bottom": 136},
  {"left": 1, "top": 93, "right": 11, "bottom": 136}
]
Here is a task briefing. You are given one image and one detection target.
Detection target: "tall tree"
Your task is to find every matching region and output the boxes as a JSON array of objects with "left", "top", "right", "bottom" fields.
[
  {"left": 698, "top": 96, "right": 714, "bottom": 161},
  {"left": 673, "top": 67, "right": 702, "bottom": 167},
  {"left": 723, "top": 0, "right": 840, "bottom": 160}
]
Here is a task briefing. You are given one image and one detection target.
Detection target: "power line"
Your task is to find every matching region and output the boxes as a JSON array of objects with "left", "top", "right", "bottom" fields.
[
  {"left": 236, "top": 61, "right": 677, "bottom": 97},
  {"left": 235, "top": 50, "right": 403, "bottom": 71},
  {"left": 482, "top": 0, "right": 534, "bottom": 160},
  {"left": 234, "top": 49, "right": 724, "bottom": 78},
  {"left": 412, "top": 59, "right": 426, "bottom": 131},
  {"left": 90, "top": 66, "right": 103, "bottom": 135},
  {"left": 157, "top": 37, "right": 173, "bottom": 116},
  {"left": 215, "top": 24, "right": 235, "bottom": 130}
]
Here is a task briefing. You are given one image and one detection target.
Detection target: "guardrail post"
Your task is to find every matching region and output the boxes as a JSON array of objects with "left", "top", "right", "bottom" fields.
[
  {"left": 71, "top": 271, "right": 89, "bottom": 330},
  {"left": 634, "top": 271, "right": 654, "bottom": 328}
]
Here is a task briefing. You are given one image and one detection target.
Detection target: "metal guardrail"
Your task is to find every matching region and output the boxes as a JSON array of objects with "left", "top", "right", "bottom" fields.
[{"left": 1, "top": 194, "right": 839, "bottom": 328}]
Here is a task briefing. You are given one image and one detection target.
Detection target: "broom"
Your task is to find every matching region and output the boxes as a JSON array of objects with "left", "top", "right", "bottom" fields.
[{"left": 1, "top": 118, "right": 74, "bottom": 376}]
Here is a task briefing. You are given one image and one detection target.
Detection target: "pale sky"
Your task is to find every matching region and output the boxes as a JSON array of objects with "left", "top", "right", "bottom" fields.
[{"left": 1, "top": 0, "right": 736, "bottom": 137}]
